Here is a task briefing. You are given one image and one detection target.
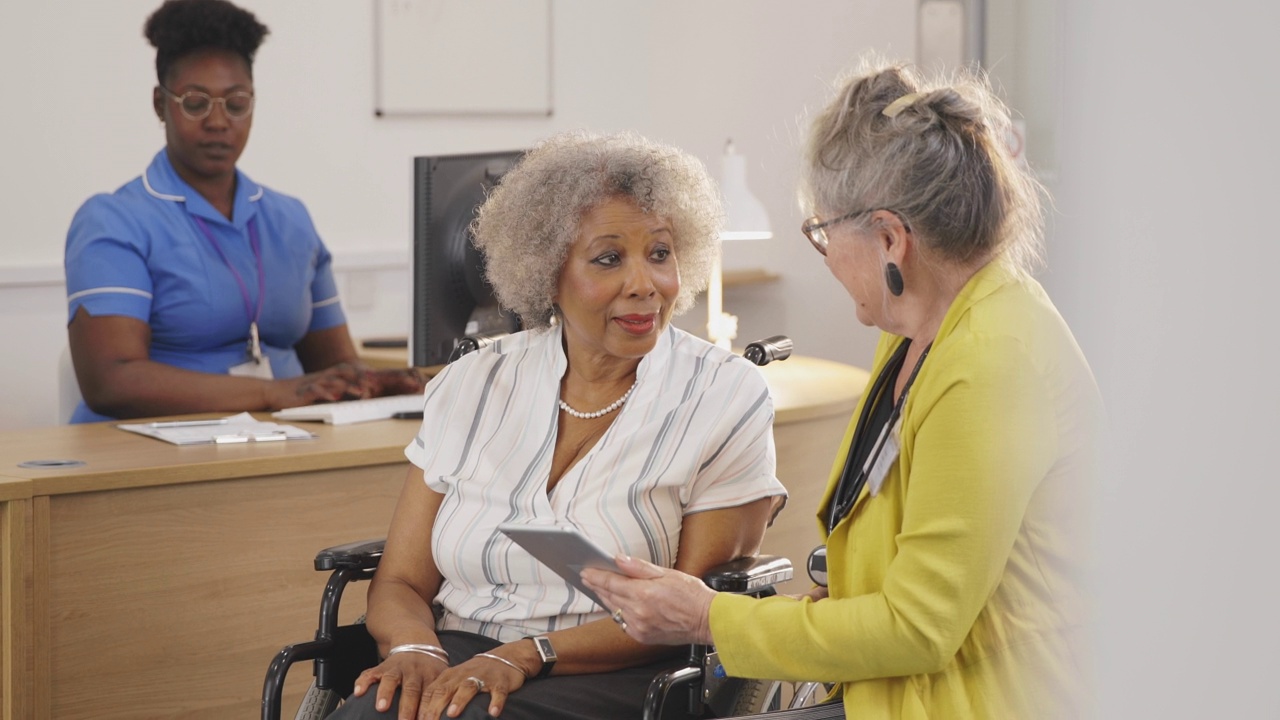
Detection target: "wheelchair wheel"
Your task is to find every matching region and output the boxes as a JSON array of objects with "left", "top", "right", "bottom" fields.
[
  {"left": 293, "top": 681, "right": 342, "bottom": 720},
  {"left": 724, "top": 678, "right": 782, "bottom": 715},
  {"left": 788, "top": 681, "right": 831, "bottom": 709}
]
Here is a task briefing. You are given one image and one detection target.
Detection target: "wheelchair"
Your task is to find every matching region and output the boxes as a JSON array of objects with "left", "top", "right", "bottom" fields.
[{"left": 260, "top": 335, "right": 844, "bottom": 719}]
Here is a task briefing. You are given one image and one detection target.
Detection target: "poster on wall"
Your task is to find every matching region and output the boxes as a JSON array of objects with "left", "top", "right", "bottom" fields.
[{"left": 374, "top": 0, "right": 553, "bottom": 117}]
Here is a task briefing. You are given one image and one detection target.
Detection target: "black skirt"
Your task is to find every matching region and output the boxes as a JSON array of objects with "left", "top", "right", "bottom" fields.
[{"left": 328, "top": 630, "right": 696, "bottom": 720}]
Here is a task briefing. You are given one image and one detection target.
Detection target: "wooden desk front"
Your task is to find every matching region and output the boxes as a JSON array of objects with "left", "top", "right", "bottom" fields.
[
  {"left": 0, "top": 355, "right": 866, "bottom": 719},
  {"left": 0, "top": 419, "right": 419, "bottom": 719}
]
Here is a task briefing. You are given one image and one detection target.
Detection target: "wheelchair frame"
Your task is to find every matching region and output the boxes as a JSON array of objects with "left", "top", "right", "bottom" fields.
[
  {"left": 260, "top": 333, "right": 842, "bottom": 719},
  {"left": 260, "top": 543, "right": 799, "bottom": 720}
]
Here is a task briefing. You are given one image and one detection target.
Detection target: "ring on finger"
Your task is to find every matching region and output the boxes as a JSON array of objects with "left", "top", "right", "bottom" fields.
[
  {"left": 465, "top": 676, "right": 487, "bottom": 693},
  {"left": 611, "top": 608, "right": 625, "bottom": 626}
]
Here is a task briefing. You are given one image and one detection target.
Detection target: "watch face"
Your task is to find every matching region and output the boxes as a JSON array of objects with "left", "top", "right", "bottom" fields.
[{"left": 534, "top": 636, "right": 557, "bottom": 661}]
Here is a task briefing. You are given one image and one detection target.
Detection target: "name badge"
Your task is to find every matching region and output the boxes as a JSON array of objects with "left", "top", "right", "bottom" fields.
[
  {"left": 229, "top": 357, "right": 274, "bottom": 380},
  {"left": 229, "top": 321, "right": 273, "bottom": 379},
  {"left": 866, "top": 417, "right": 902, "bottom": 497}
]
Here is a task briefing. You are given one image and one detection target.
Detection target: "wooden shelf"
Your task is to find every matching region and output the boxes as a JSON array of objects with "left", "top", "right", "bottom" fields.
[{"left": 722, "top": 267, "right": 781, "bottom": 288}]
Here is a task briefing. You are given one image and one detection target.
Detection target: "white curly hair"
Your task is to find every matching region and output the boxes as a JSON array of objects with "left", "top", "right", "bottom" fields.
[{"left": 471, "top": 130, "right": 723, "bottom": 329}]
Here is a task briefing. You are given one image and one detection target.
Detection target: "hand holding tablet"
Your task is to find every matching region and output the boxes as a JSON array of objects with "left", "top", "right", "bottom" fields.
[{"left": 497, "top": 523, "right": 622, "bottom": 609}]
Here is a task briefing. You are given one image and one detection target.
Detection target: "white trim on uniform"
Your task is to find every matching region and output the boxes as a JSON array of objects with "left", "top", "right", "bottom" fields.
[
  {"left": 67, "top": 286, "right": 154, "bottom": 304},
  {"left": 141, "top": 167, "right": 185, "bottom": 202}
]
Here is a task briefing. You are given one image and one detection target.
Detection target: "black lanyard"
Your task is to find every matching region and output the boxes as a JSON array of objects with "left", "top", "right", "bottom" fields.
[{"left": 825, "top": 340, "right": 931, "bottom": 533}]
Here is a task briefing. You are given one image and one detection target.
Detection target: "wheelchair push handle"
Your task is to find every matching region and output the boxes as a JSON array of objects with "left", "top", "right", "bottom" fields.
[
  {"left": 743, "top": 335, "right": 793, "bottom": 366},
  {"left": 447, "top": 331, "right": 510, "bottom": 364},
  {"left": 702, "top": 555, "right": 793, "bottom": 594}
]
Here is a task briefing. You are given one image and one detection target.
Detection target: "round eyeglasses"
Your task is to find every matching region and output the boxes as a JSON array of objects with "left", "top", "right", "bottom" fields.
[
  {"left": 161, "top": 86, "right": 255, "bottom": 121},
  {"left": 800, "top": 209, "right": 871, "bottom": 256}
]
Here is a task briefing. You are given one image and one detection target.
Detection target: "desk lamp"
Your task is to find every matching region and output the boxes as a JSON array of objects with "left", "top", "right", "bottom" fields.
[{"left": 709, "top": 140, "right": 773, "bottom": 349}]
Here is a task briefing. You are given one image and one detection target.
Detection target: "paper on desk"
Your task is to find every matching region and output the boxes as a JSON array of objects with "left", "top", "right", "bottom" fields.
[{"left": 117, "top": 412, "right": 318, "bottom": 446}]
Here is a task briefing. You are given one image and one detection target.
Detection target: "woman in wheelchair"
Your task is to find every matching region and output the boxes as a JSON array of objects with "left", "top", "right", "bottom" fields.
[
  {"left": 586, "top": 60, "right": 1102, "bottom": 719},
  {"left": 329, "top": 131, "right": 786, "bottom": 720}
]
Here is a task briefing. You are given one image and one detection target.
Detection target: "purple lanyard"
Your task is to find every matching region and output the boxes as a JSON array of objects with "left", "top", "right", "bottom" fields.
[{"left": 193, "top": 216, "right": 264, "bottom": 328}]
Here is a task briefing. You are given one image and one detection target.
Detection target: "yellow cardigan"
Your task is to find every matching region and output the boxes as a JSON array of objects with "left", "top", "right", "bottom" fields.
[{"left": 710, "top": 262, "right": 1101, "bottom": 719}]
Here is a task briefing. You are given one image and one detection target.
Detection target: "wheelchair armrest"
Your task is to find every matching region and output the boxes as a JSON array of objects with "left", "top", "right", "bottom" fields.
[
  {"left": 702, "top": 555, "right": 793, "bottom": 594},
  {"left": 314, "top": 538, "right": 386, "bottom": 572}
]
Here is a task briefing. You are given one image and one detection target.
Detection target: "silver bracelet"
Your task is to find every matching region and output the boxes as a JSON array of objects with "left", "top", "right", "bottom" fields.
[
  {"left": 475, "top": 651, "right": 529, "bottom": 678},
  {"left": 389, "top": 643, "right": 449, "bottom": 665}
]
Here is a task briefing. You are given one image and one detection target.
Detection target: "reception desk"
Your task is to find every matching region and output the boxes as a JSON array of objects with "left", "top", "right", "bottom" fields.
[{"left": 0, "top": 355, "right": 866, "bottom": 719}]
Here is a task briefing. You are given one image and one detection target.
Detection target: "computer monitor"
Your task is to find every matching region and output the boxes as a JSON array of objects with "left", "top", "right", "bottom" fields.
[{"left": 411, "top": 151, "right": 524, "bottom": 367}]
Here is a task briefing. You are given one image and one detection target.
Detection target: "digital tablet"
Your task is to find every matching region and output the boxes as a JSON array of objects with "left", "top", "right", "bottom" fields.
[{"left": 497, "top": 523, "right": 622, "bottom": 609}]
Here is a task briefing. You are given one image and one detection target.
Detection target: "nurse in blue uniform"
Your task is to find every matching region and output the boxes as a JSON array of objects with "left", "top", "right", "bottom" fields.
[{"left": 64, "top": 0, "right": 421, "bottom": 423}]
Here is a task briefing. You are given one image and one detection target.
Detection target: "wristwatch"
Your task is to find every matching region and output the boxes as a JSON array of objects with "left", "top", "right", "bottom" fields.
[{"left": 530, "top": 635, "right": 557, "bottom": 678}]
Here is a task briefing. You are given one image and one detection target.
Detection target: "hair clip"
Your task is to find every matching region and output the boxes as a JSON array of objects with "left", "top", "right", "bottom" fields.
[{"left": 882, "top": 92, "right": 926, "bottom": 118}]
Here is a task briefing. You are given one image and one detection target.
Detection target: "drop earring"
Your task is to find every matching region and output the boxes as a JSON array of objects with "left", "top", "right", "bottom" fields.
[{"left": 885, "top": 263, "right": 904, "bottom": 296}]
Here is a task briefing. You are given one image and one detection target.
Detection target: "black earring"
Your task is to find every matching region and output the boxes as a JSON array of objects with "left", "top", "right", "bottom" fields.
[{"left": 885, "top": 263, "right": 904, "bottom": 296}]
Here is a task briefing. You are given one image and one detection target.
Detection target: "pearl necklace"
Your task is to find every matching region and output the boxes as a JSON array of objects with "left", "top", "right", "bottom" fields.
[{"left": 558, "top": 379, "right": 639, "bottom": 420}]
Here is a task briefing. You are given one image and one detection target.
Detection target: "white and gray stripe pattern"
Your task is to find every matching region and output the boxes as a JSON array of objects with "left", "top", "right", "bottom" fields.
[{"left": 406, "top": 324, "right": 783, "bottom": 643}]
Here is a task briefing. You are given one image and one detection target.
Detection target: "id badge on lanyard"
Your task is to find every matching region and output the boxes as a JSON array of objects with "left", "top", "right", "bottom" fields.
[
  {"left": 195, "top": 217, "right": 273, "bottom": 380},
  {"left": 824, "top": 341, "right": 930, "bottom": 532},
  {"left": 865, "top": 416, "right": 902, "bottom": 497},
  {"left": 229, "top": 322, "right": 273, "bottom": 379}
]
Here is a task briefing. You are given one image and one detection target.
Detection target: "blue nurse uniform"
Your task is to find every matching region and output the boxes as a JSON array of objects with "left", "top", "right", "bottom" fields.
[{"left": 64, "top": 149, "right": 348, "bottom": 423}]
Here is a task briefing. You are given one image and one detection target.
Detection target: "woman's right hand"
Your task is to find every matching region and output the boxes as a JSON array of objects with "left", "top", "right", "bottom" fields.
[
  {"left": 351, "top": 651, "right": 450, "bottom": 717},
  {"left": 265, "top": 363, "right": 366, "bottom": 409},
  {"left": 789, "top": 586, "right": 829, "bottom": 602}
]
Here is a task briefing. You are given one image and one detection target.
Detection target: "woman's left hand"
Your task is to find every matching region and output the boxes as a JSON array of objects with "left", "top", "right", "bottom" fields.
[
  {"left": 581, "top": 555, "right": 718, "bottom": 646},
  {"left": 331, "top": 366, "right": 425, "bottom": 401},
  {"left": 418, "top": 651, "right": 530, "bottom": 720},
  {"left": 366, "top": 367, "right": 426, "bottom": 398}
]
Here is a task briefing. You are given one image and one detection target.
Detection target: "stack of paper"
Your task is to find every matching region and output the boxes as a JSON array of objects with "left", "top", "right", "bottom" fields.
[{"left": 118, "top": 412, "right": 317, "bottom": 446}]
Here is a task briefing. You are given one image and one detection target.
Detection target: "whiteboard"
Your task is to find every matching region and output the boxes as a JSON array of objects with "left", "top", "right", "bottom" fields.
[{"left": 374, "top": 0, "right": 553, "bottom": 116}]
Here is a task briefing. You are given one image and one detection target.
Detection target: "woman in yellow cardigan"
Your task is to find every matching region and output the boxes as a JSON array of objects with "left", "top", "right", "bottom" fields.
[{"left": 584, "top": 60, "right": 1101, "bottom": 719}]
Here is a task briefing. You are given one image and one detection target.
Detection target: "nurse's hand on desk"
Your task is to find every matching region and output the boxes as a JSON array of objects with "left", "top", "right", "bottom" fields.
[
  {"left": 265, "top": 364, "right": 425, "bottom": 409},
  {"left": 365, "top": 367, "right": 427, "bottom": 397},
  {"left": 266, "top": 363, "right": 367, "bottom": 409}
]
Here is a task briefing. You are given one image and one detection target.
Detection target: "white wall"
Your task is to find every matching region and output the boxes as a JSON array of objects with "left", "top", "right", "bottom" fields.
[
  {"left": 1053, "top": 1, "right": 1280, "bottom": 718},
  {"left": 0, "top": 0, "right": 910, "bottom": 429},
  {"left": 14, "top": 2, "right": 1279, "bottom": 715}
]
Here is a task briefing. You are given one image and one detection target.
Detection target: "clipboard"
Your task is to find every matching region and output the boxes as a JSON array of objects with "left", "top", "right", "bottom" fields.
[{"left": 118, "top": 412, "right": 317, "bottom": 446}]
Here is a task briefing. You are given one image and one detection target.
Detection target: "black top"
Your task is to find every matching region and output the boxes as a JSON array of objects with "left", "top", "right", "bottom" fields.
[{"left": 824, "top": 339, "right": 931, "bottom": 532}]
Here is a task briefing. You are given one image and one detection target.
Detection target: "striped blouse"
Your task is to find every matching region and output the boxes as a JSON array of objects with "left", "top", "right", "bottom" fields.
[{"left": 405, "top": 324, "right": 786, "bottom": 642}]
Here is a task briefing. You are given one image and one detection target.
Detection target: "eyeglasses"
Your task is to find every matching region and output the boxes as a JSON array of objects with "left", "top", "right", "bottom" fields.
[
  {"left": 800, "top": 209, "right": 871, "bottom": 256},
  {"left": 161, "top": 86, "right": 255, "bottom": 121}
]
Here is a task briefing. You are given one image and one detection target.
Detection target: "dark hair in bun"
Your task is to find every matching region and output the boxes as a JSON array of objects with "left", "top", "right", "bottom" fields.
[{"left": 144, "top": 0, "right": 269, "bottom": 84}]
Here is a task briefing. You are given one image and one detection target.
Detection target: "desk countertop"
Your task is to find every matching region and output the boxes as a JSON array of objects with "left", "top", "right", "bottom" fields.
[
  {"left": 0, "top": 355, "right": 866, "bottom": 498},
  {"left": 0, "top": 414, "right": 420, "bottom": 496},
  {"left": 358, "top": 343, "right": 868, "bottom": 426},
  {"left": 756, "top": 354, "right": 868, "bottom": 425}
]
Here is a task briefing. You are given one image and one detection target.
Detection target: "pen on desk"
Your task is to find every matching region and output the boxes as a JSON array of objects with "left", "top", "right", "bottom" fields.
[{"left": 147, "top": 419, "right": 229, "bottom": 428}]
